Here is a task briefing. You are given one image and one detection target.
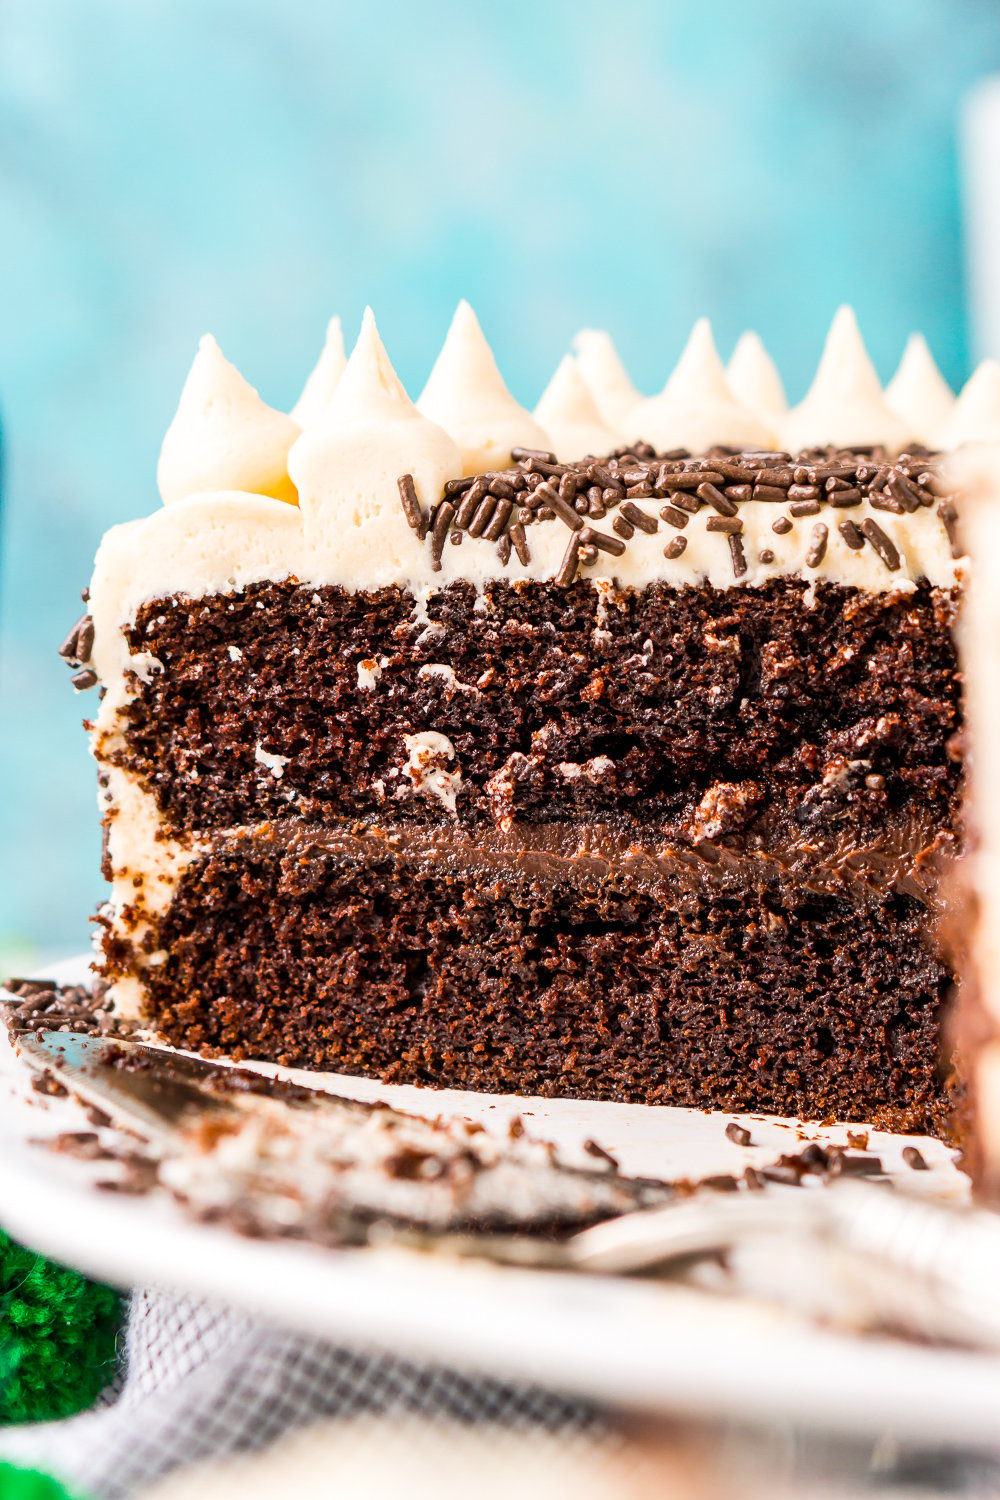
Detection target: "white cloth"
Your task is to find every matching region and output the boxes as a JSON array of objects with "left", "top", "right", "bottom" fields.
[{"left": 0, "top": 1288, "right": 601, "bottom": 1499}]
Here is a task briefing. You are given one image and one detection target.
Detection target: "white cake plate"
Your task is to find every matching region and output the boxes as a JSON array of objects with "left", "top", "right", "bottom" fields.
[{"left": 2, "top": 955, "right": 998, "bottom": 1445}]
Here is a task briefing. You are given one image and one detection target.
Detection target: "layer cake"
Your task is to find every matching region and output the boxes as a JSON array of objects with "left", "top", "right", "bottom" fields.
[{"left": 63, "top": 304, "right": 992, "bottom": 1131}]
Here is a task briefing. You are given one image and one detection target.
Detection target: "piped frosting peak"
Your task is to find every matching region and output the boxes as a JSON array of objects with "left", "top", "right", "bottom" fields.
[
  {"left": 571, "top": 329, "right": 641, "bottom": 428},
  {"left": 534, "top": 356, "right": 619, "bottom": 462},
  {"left": 288, "top": 309, "right": 460, "bottom": 573},
  {"left": 417, "top": 301, "right": 550, "bottom": 475},
  {"left": 157, "top": 335, "right": 301, "bottom": 507},
  {"left": 781, "top": 306, "right": 910, "bottom": 455},
  {"left": 311, "top": 307, "right": 414, "bottom": 425},
  {"left": 290, "top": 316, "right": 347, "bottom": 428},
  {"left": 885, "top": 334, "right": 955, "bottom": 445},
  {"left": 935, "top": 359, "right": 1000, "bottom": 450},
  {"left": 626, "top": 319, "right": 776, "bottom": 453},
  {"left": 726, "top": 331, "right": 787, "bottom": 421}
]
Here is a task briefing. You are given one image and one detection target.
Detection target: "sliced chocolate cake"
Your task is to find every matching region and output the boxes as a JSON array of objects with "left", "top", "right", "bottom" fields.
[{"left": 69, "top": 301, "right": 986, "bottom": 1133}]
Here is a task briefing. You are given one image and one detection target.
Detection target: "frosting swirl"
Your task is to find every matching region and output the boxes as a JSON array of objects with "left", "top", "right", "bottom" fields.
[
  {"left": 571, "top": 329, "right": 641, "bottom": 427},
  {"left": 533, "top": 356, "right": 619, "bottom": 462},
  {"left": 290, "top": 316, "right": 347, "bottom": 428},
  {"left": 885, "top": 333, "right": 955, "bottom": 445},
  {"left": 626, "top": 319, "right": 776, "bottom": 453},
  {"left": 726, "top": 331, "right": 787, "bottom": 424},
  {"left": 157, "top": 336, "right": 300, "bottom": 506},
  {"left": 417, "top": 302, "right": 549, "bottom": 475},
  {"left": 780, "top": 306, "right": 910, "bottom": 455}
]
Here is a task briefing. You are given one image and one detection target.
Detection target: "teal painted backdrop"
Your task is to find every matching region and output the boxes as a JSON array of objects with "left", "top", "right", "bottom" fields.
[{"left": 2, "top": 0, "right": 1000, "bottom": 959}]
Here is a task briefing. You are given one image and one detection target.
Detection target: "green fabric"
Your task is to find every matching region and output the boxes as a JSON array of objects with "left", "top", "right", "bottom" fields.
[
  {"left": 0, "top": 1228, "right": 122, "bottom": 1425},
  {"left": 0, "top": 1463, "right": 87, "bottom": 1499}
]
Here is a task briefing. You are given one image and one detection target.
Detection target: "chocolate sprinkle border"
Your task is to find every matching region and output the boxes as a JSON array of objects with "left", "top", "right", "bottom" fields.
[{"left": 396, "top": 444, "right": 959, "bottom": 585}]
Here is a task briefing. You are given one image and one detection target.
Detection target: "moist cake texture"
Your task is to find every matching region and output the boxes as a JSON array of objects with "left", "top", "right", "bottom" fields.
[{"left": 66, "top": 303, "right": 987, "bottom": 1132}]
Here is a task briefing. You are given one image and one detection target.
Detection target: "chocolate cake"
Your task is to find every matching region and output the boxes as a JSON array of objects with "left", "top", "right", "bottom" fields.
[{"left": 65, "top": 301, "right": 989, "bottom": 1133}]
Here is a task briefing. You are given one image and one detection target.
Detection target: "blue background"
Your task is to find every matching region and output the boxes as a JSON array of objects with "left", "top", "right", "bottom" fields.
[{"left": 2, "top": 0, "right": 1000, "bottom": 963}]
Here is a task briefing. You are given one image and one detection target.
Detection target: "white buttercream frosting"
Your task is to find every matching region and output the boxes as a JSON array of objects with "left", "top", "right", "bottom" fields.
[
  {"left": 417, "top": 302, "right": 549, "bottom": 474},
  {"left": 157, "top": 336, "right": 301, "bottom": 507},
  {"left": 88, "top": 302, "right": 975, "bottom": 702},
  {"left": 290, "top": 316, "right": 347, "bottom": 428},
  {"left": 287, "top": 307, "right": 461, "bottom": 581},
  {"left": 780, "top": 306, "right": 910, "bottom": 455},
  {"left": 533, "top": 356, "right": 619, "bottom": 462},
  {"left": 726, "top": 331, "right": 787, "bottom": 422},
  {"left": 626, "top": 320, "right": 777, "bottom": 453},
  {"left": 885, "top": 334, "right": 955, "bottom": 444},
  {"left": 571, "top": 330, "right": 642, "bottom": 427},
  {"left": 934, "top": 359, "right": 1000, "bottom": 450}
]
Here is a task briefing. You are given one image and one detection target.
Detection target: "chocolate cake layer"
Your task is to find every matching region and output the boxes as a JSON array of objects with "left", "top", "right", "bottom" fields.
[
  {"left": 106, "top": 818, "right": 957, "bottom": 1134},
  {"left": 112, "top": 578, "right": 961, "bottom": 846}
]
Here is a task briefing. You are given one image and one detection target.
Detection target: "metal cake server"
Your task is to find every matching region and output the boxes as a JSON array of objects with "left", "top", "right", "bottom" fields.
[
  {"left": 15, "top": 1029, "right": 250, "bottom": 1143},
  {"left": 15, "top": 1026, "right": 1000, "bottom": 1351}
]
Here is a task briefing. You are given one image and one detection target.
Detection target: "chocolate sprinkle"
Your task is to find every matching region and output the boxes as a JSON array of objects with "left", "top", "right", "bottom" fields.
[
  {"left": 429, "top": 501, "right": 455, "bottom": 571},
  {"left": 71, "top": 668, "right": 98, "bottom": 692},
  {"left": 555, "top": 530, "right": 581, "bottom": 586},
  {"left": 668, "top": 491, "right": 702, "bottom": 515},
  {"left": 509, "top": 523, "right": 531, "bottom": 567},
  {"left": 541, "top": 481, "right": 586, "bottom": 532},
  {"left": 697, "top": 481, "right": 738, "bottom": 517},
  {"left": 869, "top": 487, "right": 903, "bottom": 515},
  {"left": 888, "top": 472, "right": 924, "bottom": 512},
  {"left": 483, "top": 498, "right": 514, "bottom": 543},
  {"left": 827, "top": 1150, "right": 884, "bottom": 1178},
  {"left": 467, "top": 495, "right": 498, "bottom": 538},
  {"left": 805, "top": 523, "right": 829, "bottom": 568},
  {"left": 76, "top": 616, "right": 96, "bottom": 662},
  {"left": 511, "top": 447, "right": 556, "bottom": 465},
  {"left": 59, "top": 613, "right": 95, "bottom": 668},
  {"left": 397, "top": 474, "right": 426, "bottom": 537},
  {"left": 619, "top": 501, "right": 659, "bottom": 534},
  {"left": 659, "top": 505, "right": 689, "bottom": 530},
  {"left": 583, "top": 1138, "right": 620, "bottom": 1169},
  {"left": 728, "top": 532, "right": 747, "bottom": 578},
  {"left": 860, "top": 518, "right": 901, "bottom": 571},
  {"left": 902, "top": 1145, "right": 929, "bottom": 1171},
  {"left": 400, "top": 446, "right": 957, "bottom": 584},
  {"left": 58, "top": 617, "right": 84, "bottom": 662},
  {"left": 588, "top": 531, "right": 627, "bottom": 557},
  {"left": 838, "top": 519, "right": 865, "bottom": 550},
  {"left": 725, "top": 1121, "right": 752, "bottom": 1147},
  {"left": 663, "top": 536, "right": 687, "bottom": 559}
]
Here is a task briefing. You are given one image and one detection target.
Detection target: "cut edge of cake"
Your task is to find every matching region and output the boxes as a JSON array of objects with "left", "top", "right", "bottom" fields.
[{"left": 58, "top": 303, "right": 996, "bottom": 1133}]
